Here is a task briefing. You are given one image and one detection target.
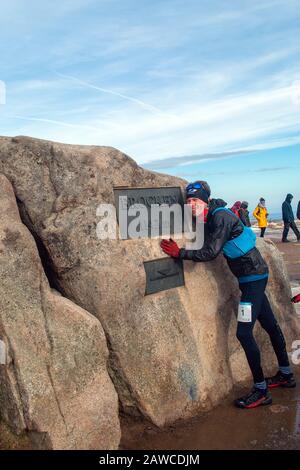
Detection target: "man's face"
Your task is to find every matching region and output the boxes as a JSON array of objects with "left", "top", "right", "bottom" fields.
[{"left": 187, "top": 198, "right": 207, "bottom": 218}]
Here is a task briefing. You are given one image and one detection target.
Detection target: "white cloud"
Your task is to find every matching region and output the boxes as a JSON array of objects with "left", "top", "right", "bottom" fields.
[
  {"left": 4, "top": 73, "right": 300, "bottom": 164},
  {"left": 0, "top": 80, "right": 6, "bottom": 105}
]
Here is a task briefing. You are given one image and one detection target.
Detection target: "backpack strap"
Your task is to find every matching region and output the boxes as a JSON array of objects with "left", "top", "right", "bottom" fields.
[
  {"left": 212, "top": 207, "right": 245, "bottom": 227},
  {"left": 212, "top": 207, "right": 232, "bottom": 217}
]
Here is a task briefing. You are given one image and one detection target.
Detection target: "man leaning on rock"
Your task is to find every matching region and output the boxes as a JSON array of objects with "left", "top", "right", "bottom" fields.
[{"left": 161, "top": 180, "right": 296, "bottom": 409}]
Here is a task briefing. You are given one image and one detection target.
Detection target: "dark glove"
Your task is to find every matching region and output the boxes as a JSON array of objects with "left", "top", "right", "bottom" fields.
[
  {"left": 292, "top": 294, "right": 300, "bottom": 303},
  {"left": 160, "top": 239, "right": 180, "bottom": 258}
]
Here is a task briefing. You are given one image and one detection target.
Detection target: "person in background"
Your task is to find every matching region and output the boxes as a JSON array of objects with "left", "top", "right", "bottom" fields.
[
  {"left": 230, "top": 201, "right": 242, "bottom": 217},
  {"left": 160, "top": 181, "right": 295, "bottom": 410},
  {"left": 297, "top": 199, "right": 300, "bottom": 222},
  {"left": 253, "top": 198, "right": 268, "bottom": 238},
  {"left": 238, "top": 201, "right": 251, "bottom": 227},
  {"left": 282, "top": 194, "right": 300, "bottom": 243}
]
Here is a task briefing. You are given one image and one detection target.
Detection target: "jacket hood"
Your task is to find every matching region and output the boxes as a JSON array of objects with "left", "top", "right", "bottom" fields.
[
  {"left": 208, "top": 198, "right": 227, "bottom": 214},
  {"left": 286, "top": 194, "right": 293, "bottom": 203},
  {"left": 231, "top": 201, "right": 242, "bottom": 210}
]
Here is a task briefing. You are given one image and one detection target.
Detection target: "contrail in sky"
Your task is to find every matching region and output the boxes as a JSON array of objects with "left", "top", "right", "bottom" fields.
[
  {"left": 11, "top": 115, "right": 99, "bottom": 130},
  {"left": 55, "top": 71, "right": 177, "bottom": 118}
]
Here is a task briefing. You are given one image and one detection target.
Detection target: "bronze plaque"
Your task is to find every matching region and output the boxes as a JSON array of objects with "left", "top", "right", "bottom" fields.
[{"left": 114, "top": 186, "right": 184, "bottom": 238}]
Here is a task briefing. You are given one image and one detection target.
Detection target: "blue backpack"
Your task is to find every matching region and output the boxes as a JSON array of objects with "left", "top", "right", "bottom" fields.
[{"left": 212, "top": 207, "right": 256, "bottom": 259}]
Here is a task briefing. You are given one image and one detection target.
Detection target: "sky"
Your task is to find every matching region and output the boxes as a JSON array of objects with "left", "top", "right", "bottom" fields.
[{"left": 0, "top": 0, "right": 300, "bottom": 214}]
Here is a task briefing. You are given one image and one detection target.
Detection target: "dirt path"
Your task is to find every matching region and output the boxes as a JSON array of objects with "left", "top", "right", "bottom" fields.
[
  {"left": 272, "top": 238, "right": 300, "bottom": 284},
  {"left": 121, "top": 383, "right": 300, "bottom": 450}
]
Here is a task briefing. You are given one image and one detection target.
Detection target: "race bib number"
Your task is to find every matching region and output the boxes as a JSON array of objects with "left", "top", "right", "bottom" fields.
[{"left": 238, "top": 302, "right": 252, "bottom": 323}]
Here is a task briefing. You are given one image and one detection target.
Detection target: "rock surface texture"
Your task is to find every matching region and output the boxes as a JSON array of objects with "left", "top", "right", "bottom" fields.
[
  {"left": 0, "top": 136, "right": 299, "bottom": 438},
  {"left": 0, "top": 173, "right": 120, "bottom": 449}
]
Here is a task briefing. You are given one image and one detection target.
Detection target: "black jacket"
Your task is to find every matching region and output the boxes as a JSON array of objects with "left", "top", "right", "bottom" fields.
[
  {"left": 282, "top": 194, "right": 294, "bottom": 223},
  {"left": 297, "top": 200, "right": 300, "bottom": 220},
  {"left": 180, "top": 198, "right": 268, "bottom": 279},
  {"left": 238, "top": 207, "right": 251, "bottom": 227}
]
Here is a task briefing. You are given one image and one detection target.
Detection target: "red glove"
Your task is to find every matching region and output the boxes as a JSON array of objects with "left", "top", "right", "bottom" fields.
[
  {"left": 160, "top": 239, "right": 180, "bottom": 258},
  {"left": 292, "top": 294, "right": 300, "bottom": 303},
  {"left": 204, "top": 207, "right": 209, "bottom": 223}
]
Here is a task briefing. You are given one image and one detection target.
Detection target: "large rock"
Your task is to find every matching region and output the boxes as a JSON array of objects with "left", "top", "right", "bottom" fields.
[
  {"left": 0, "top": 174, "right": 120, "bottom": 449},
  {"left": 0, "top": 136, "right": 299, "bottom": 428}
]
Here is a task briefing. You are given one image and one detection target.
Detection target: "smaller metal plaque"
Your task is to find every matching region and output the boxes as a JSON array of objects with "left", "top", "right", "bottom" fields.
[{"left": 144, "top": 258, "right": 185, "bottom": 295}]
